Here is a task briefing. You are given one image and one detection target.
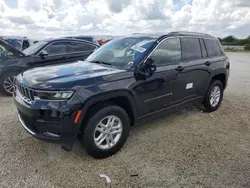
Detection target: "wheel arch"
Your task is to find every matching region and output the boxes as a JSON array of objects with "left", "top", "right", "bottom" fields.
[
  {"left": 78, "top": 90, "right": 138, "bottom": 131},
  {"left": 0, "top": 67, "right": 24, "bottom": 79},
  {"left": 210, "top": 68, "right": 227, "bottom": 89}
]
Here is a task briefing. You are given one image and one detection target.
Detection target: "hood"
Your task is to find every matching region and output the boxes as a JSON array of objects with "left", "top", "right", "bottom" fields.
[{"left": 17, "top": 60, "right": 127, "bottom": 89}]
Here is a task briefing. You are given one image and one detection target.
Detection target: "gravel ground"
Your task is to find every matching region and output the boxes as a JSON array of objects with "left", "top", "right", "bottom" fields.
[{"left": 0, "top": 52, "right": 250, "bottom": 188}]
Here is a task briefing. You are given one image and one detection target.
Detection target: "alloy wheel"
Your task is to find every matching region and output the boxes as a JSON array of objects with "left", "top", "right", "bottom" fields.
[
  {"left": 210, "top": 86, "right": 221, "bottom": 107},
  {"left": 94, "top": 115, "right": 123, "bottom": 150},
  {"left": 3, "top": 76, "right": 16, "bottom": 94}
]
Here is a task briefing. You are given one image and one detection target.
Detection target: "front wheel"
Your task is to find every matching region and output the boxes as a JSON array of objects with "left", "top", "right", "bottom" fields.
[
  {"left": 203, "top": 80, "right": 224, "bottom": 112},
  {"left": 82, "top": 105, "right": 130, "bottom": 158},
  {"left": 0, "top": 72, "right": 19, "bottom": 96}
]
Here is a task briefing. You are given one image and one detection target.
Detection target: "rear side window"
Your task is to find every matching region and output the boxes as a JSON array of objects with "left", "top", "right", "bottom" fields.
[
  {"left": 199, "top": 39, "right": 207, "bottom": 58},
  {"left": 44, "top": 42, "right": 68, "bottom": 55},
  {"left": 181, "top": 38, "right": 201, "bottom": 61},
  {"left": 68, "top": 42, "right": 96, "bottom": 52},
  {"left": 204, "top": 39, "right": 222, "bottom": 57},
  {"left": 150, "top": 38, "right": 181, "bottom": 65}
]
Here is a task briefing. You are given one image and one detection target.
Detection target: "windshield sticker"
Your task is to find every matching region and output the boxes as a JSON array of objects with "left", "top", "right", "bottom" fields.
[
  {"left": 136, "top": 39, "right": 155, "bottom": 47},
  {"left": 131, "top": 45, "right": 146, "bottom": 53}
]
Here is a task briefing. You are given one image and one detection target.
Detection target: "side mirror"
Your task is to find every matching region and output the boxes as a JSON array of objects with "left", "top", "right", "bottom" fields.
[
  {"left": 39, "top": 50, "right": 48, "bottom": 58},
  {"left": 134, "top": 58, "right": 156, "bottom": 81}
]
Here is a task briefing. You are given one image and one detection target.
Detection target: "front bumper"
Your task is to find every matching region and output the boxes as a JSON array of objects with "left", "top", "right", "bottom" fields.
[{"left": 13, "top": 90, "right": 82, "bottom": 151}]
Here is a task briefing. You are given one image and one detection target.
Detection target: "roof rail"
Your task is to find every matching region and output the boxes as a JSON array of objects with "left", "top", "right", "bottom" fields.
[{"left": 168, "top": 31, "right": 212, "bottom": 37}]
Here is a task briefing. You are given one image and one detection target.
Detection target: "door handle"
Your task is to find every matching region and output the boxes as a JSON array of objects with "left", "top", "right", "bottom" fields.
[
  {"left": 60, "top": 56, "right": 67, "bottom": 60},
  {"left": 175, "top": 66, "right": 185, "bottom": 71},
  {"left": 204, "top": 61, "right": 211, "bottom": 66}
]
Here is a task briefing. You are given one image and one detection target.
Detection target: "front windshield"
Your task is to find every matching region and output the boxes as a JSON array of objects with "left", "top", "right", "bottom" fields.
[
  {"left": 23, "top": 41, "right": 48, "bottom": 55},
  {"left": 86, "top": 37, "right": 155, "bottom": 68}
]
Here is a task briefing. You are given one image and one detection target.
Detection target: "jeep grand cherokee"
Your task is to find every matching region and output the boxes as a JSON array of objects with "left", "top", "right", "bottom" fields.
[{"left": 13, "top": 32, "right": 230, "bottom": 158}]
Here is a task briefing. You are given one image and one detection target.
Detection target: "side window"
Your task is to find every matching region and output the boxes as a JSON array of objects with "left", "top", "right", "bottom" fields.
[
  {"left": 181, "top": 38, "right": 201, "bottom": 61},
  {"left": 23, "top": 40, "right": 30, "bottom": 50},
  {"left": 150, "top": 38, "right": 181, "bottom": 65},
  {"left": 68, "top": 42, "right": 96, "bottom": 53},
  {"left": 204, "top": 39, "right": 222, "bottom": 57},
  {"left": 44, "top": 42, "right": 68, "bottom": 55},
  {"left": 199, "top": 39, "right": 207, "bottom": 58}
]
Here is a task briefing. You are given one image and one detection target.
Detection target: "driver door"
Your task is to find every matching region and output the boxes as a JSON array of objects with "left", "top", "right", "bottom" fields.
[{"left": 133, "top": 38, "right": 187, "bottom": 117}]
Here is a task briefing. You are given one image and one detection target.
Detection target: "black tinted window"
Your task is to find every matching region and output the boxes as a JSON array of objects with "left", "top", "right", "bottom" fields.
[
  {"left": 44, "top": 42, "right": 68, "bottom": 55},
  {"left": 68, "top": 42, "right": 96, "bottom": 52},
  {"left": 199, "top": 39, "right": 207, "bottom": 58},
  {"left": 181, "top": 38, "right": 201, "bottom": 61},
  {"left": 23, "top": 40, "right": 30, "bottom": 50},
  {"left": 151, "top": 38, "right": 181, "bottom": 65},
  {"left": 204, "top": 39, "right": 222, "bottom": 57}
]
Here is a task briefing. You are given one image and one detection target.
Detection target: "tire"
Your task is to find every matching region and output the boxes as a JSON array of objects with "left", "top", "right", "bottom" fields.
[
  {"left": 0, "top": 71, "right": 19, "bottom": 96},
  {"left": 82, "top": 105, "right": 130, "bottom": 158},
  {"left": 203, "top": 80, "right": 224, "bottom": 112}
]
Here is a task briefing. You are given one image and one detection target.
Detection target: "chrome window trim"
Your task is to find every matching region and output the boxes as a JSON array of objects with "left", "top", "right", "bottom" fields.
[
  {"left": 143, "top": 36, "right": 182, "bottom": 66},
  {"left": 36, "top": 41, "right": 98, "bottom": 57},
  {"left": 143, "top": 36, "right": 179, "bottom": 64},
  {"left": 142, "top": 35, "right": 220, "bottom": 66},
  {"left": 68, "top": 41, "right": 98, "bottom": 51}
]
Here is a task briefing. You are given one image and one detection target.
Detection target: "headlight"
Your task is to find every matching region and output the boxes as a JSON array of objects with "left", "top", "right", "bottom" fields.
[{"left": 34, "top": 90, "right": 74, "bottom": 100}]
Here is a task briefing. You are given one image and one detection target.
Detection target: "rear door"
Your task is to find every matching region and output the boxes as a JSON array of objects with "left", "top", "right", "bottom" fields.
[
  {"left": 66, "top": 41, "right": 98, "bottom": 61},
  {"left": 178, "top": 37, "right": 212, "bottom": 100}
]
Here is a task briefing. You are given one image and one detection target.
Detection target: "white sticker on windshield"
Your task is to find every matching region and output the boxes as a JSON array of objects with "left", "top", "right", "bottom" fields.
[{"left": 131, "top": 45, "right": 146, "bottom": 53}]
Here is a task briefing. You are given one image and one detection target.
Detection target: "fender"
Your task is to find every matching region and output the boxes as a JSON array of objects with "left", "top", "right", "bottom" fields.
[
  {"left": 205, "top": 68, "right": 227, "bottom": 91},
  {"left": 77, "top": 89, "right": 139, "bottom": 125},
  {"left": 0, "top": 67, "right": 24, "bottom": 78},
  {"left": 209, "top": 68, "right": 227, "bottom": 84}
]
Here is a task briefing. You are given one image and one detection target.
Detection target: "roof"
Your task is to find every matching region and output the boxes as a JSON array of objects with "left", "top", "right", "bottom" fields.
[
  {"left": 0, "top": 36, "right": 28, "bottom": 40},
  {"left": 167, "top": 31, "right": 214, "bottom": 38},
  {"left": 43, "top": 38, "right": 100, "bottom": 46},
  {"left": 130, "top": 31, "right": 215, "bottom": 39}
]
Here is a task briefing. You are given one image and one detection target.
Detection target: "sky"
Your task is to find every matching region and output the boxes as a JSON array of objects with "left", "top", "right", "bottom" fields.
[{"left": 0, "top": 0, "right": 250, "bottom": 39}]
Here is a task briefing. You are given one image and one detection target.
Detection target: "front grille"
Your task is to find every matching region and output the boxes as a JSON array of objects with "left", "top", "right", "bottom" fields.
[{"left": 16, "top": 81, "right": 35, "bottom": 104}]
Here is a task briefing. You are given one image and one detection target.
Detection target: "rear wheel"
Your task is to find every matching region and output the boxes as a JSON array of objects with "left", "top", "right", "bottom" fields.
[
  {"left": 203, "top": 80, "right": 224, "bottom": 112},
  {"left": 0, "top": 72, "right": 19, "bottom": 96},
  {"left": 82, "top": 105, "right": 130, "bottom": 158}
]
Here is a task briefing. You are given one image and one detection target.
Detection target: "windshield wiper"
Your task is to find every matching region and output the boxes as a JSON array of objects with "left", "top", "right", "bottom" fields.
[{"left": 89, "top": 60, "right": 111, "bottom": 65}]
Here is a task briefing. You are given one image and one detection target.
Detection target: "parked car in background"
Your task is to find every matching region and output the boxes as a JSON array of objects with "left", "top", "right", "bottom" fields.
[
  {"left": 0, "top": 36, "right": 36, "bottom": 51},
  {"left": 65, "top": 36, "right": 100, "bottom": 46},
  {"left": 13, "top": 32, "right": 230, "bottom": 158},
  {"left": 0, "top": 38, "right": 99, "bottom": 95},
  {"left": 66, "top": 35, "right": 114, "bottom": 45},
  {"left": 97, "top": 39, "right": 112, "bottom": 45}
]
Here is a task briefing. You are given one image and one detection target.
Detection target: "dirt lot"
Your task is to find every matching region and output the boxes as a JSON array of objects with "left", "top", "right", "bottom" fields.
[{"left": 0, "top": 52, "right": 250, "bottom": 188}]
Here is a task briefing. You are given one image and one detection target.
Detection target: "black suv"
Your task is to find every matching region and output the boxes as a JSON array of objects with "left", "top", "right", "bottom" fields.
[
  {"left": 14, "top": 32, "right": 230, "bottom": 158},
  {"left": 0, "top": 38, "right": 98, "bottom": 95}
]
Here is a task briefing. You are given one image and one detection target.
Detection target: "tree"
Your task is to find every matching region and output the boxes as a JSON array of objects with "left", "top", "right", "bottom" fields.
[
  {"left": 245, "top": 44, "right": 250, "bottom": 51},
  {"left": 222, "top": 35, "right": 237, "bottom": 43},
  {"left": 218, "top": 37, "right": 222, "bottom": 42}
]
